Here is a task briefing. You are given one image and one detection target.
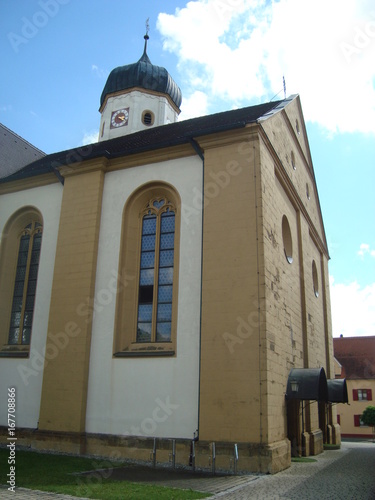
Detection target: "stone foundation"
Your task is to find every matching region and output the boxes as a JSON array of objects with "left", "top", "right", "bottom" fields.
[
  {"left": 302, "top": 432, "right": 310, "bottom": 457},
  {"left": 332, "top": 424, "right": 341, "bottom": 446},
  {"left": 0, "top": 427, "right": 291, "bottom": 474},
  {"left": 309, "top": 429, "right": 323, "bottom": 456}
]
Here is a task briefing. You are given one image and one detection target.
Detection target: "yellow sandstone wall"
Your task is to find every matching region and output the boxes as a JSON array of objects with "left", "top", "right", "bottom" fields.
[
  {"left": 38, "top": 164, "right": 105, "bottom": 436},
  {"left": 198, "top": 128, "right": 267, "bottom": 444},
  {"left": 260, "top": 98, "right": 333, "bottom": 451}
]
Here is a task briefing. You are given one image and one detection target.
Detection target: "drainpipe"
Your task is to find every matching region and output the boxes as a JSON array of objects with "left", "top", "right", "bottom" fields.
[
  {"left": 252, "top": 142, "right": 264, "bottom": 470},
  {"left": 211, "top": 442, "right": 216, "bottom": 475},
  {"left": 152, "top": 438, "right": 156, "bottom": 467},
  {"left": 189, "top": 137, "right": 205, "bottom": 444},
  {"left": 234, "top": 443, "right": 239, "bottom": 475}
]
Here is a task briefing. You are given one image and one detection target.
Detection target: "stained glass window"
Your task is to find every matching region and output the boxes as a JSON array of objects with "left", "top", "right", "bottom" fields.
[
  {"left": 8, "top": 221, "right": 42, "bottom": 345},
  {"left": 136, "top": 200, "right": 175, "bottom": 343}
]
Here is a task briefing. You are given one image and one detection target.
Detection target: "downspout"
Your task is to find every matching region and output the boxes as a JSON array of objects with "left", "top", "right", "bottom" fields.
[
  {"left": 51, "top": 165, "right": 64, "bottom": 185},
  {"left": 189, "top": 137, "right": 204, "bottom": 443}
]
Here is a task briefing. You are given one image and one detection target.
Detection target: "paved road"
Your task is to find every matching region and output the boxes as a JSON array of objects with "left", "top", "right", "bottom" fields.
[
  {"left": 1, "top": 440, "right": 374, "bottom": 499},
  {"left": 209, "top": 441, "right": 375, "bottom": 499}
]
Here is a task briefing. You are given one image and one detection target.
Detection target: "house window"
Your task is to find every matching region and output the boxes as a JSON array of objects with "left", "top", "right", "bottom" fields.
[
  {"left": 354, "top": 415, "right": 369, "bottom": 427},
  {"left": 137, "top": 199, "right": 175, "bottom": 343},
  {"left": 353, "top": 389, "right": 372, "bottom": 401},
  {"left": 113, "top": 182, "right": 180, "bottom": 357},
  {"left": 8, "top": 222, "right": 42, "bottom": 345}
]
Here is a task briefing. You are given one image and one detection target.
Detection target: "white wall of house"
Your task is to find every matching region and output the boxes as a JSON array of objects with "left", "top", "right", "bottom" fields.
[
  {"left": 86, "top": 155, "right": 203, "bottom": 439},
  {"left": 0, "top": 183, "right": 63, "bottom": 428}
]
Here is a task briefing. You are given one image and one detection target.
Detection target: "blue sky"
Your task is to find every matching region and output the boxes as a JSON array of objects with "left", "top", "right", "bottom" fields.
[{"left": 1, "top": 0, "right": 374, "bottom": 337}]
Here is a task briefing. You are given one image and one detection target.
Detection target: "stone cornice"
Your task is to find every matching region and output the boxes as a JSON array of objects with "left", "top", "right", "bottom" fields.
[{"left": 0, "top": 173, "right": 59, "bottom": 194}]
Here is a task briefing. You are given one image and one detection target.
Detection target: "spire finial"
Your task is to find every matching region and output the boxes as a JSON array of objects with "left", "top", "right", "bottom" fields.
[
  {"left": 139, "top": 18, "right": 151, "bottom": 64},
  {"left": 145, "top": 17, "right": 150, "bottom": 41}
]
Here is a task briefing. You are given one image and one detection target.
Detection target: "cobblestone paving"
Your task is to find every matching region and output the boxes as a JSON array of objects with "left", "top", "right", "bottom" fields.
[{"left": 1, "top": 441, "right": 374, "bottom": 499}]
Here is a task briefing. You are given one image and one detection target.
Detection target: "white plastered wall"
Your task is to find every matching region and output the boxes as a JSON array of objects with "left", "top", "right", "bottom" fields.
[
  {"left": 86, "top": 155, "right": 203, "bottom": 439},
  {"left": 0, "top": 183, "right": 63, "bottom": 428},
  {"left": 99, "top": 90, "right": 178, "bottom": 141}
]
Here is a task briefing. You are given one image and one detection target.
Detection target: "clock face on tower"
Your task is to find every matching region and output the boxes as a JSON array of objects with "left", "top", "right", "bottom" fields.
[{"left": 110, "top": 108, "right": 129, "bottom": 128}]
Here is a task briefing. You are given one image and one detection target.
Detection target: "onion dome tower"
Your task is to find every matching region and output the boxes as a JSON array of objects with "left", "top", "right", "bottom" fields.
[{"left": 98, "top": 30, "right": 182, "bottom": 141}]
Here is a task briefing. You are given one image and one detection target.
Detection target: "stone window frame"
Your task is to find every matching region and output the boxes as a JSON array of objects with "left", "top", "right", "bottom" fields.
[
  {"left": 113, "top": 181, "right": 181, "bottom": 357},
  {"left": 0, "top": 206, "right": 43, "bottom": 358}
]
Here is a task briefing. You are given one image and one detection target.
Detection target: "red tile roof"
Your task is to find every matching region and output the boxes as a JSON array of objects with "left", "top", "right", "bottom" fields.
[{"left": 333, "top": 336, "right": 375, "bottom": 380}]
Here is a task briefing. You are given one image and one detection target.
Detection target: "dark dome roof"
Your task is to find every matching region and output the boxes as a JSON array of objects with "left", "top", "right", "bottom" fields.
[{"left": 100, "top": 40, "right": 182, "bottom": 110}]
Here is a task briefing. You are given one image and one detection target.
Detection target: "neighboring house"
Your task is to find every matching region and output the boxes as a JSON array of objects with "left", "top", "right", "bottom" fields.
[
  {"left": 334, "top": 336, "right": 375, "bottom": 438},
  {"left": 0, "top": 35, "right": 339, "bottom": 473},
  {"left": 0, "top": 123, "right": 45, "bottom": 179}
]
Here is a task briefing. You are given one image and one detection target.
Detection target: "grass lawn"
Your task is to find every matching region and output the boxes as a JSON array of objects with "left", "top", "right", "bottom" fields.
[{"left": 0, "top": 448, "right": 210, "bottom": 499}]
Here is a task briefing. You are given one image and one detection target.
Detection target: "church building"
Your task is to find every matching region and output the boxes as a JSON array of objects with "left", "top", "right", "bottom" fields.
[{"left": 0, "top": 34, "right": 341, "bottom": 473}]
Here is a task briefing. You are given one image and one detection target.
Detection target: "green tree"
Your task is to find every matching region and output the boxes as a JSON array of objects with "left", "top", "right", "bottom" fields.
[{"left": 361, "top": 406, "right": 375, "bottom": 441}]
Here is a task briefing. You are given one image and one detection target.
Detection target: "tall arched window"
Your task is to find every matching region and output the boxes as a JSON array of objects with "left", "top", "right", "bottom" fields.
[
  {"left": 8, "top": 221, "right": 43, "bottom": 345},
  {"left": 114, "top": 182, "right": 180, "bottom": 357},
  {"left": 137, "top": 198, "right": 175, "bottom": 343},
  {"left": 0, "top": 207, "right": 43, "bottom": 356}
]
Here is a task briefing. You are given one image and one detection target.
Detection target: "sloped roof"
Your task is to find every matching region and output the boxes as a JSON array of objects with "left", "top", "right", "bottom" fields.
[
  {"left": 0, "top": 123, "right": 45, "bottom": 179},
  {"left": 333, "top": 336, "right": 375, "bottom": 380},
  {"left": 0, "top": 100, "right": 282, "bottom": 184}
]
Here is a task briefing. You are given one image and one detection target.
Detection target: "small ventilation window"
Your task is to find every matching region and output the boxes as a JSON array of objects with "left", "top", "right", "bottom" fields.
[
  {"left": 282, "top": 215, "right": 293, "bottom": 264},
  {"left": 296, "top": 119, "right": 300, "bottom": 135},
  {"left": 142, "top": 111, "right": 154, "bottom": 126},
  {"left": 312, "top": 260, "right": 319, "bottom": 297},
  {"left": 291, "top": 151, "right": 296, "bottom": 170},
  {"left": 306, "top": 183, "right": 310, "bottom": 200}
]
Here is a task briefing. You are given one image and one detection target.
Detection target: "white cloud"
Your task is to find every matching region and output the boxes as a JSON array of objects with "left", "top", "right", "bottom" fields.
[
  {"left": 358, "top": 243, "right": 375, "bottom": 258},
  {"left": 81, "top": 130, "right": 98, "bottom": 145},
  {"left": 157, "top": 0, "right": 375, "bottom": 134},
  {"left": 0, "top": 105, "right": 12, "bottom": 113},
  {"left": 92, "top": 64, "right": 107, "bottom": 79},
  {"left": 180, "top": 90, "right": 209, "bottom": 120},
  {"left": 330, "top": 276, "right": 375, "bottom": 337}
]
